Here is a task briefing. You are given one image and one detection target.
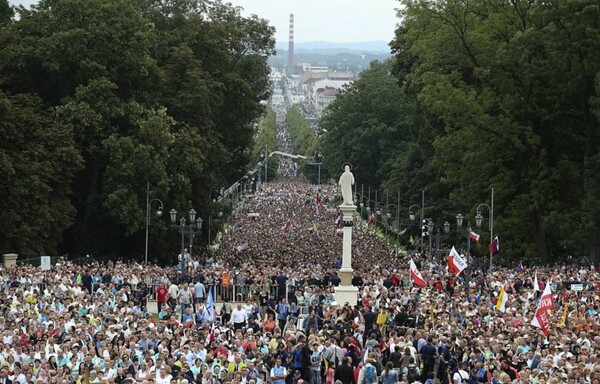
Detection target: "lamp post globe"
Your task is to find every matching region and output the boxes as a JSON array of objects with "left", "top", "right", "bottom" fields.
[
  {"left": 456, "top": 213, "right": 464, "bottom": 228},
  {"left": 475, "top": 211, "right": 483, "bottom": 228}
]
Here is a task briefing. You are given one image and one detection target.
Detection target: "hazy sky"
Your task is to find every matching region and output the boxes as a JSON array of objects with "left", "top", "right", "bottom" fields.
[
  {"left": 9, "top": 0, "right": 400, "bottom": 43},
  {"left": 230, "top": 0, "right": 400, "bottom": 43}
]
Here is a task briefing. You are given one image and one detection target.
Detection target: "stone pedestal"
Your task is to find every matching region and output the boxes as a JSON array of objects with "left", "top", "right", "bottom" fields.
[
  {"left": 334, "top": 204, "right": 359, "bottom": 306},
  {"left": 2, "top": 253, "right": 18, "bottom": 268},
  {"left": 334, "top": 284, "right": 359, "bottom": 306}
]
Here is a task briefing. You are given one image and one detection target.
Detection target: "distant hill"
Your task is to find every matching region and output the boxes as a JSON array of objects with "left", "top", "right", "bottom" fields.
[{"left": 275, "top": 40, "right": 391, "bottom": 54}]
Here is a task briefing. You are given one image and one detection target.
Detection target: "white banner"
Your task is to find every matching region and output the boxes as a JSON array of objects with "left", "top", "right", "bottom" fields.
[
  {"left": 570, "top": 284, "right": 584, "bottom": 291},
  {"left": 40, "top": 256, "right": 51, "bottom": 271}
]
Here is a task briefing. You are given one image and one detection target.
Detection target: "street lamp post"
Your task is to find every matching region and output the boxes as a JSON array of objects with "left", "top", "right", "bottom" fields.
[
  {"left": 144, "top": 182, "right": 164, "bottom": 265},
  {"left": 408, "top": 190, "right": 426, "bottom": 255},
  {"left": 456, "top": 213, "right": 472, "bottom": 263},
  {"left": 397, "top": 189, "right": 401, "bottom": 245},
  {"left": 476, "top": 188, "right": 494, "bottom": 271},
  {"left": 261, "top": 147, "right": 269, "bottom": 183},
  {"left": 354, "top": 193, "right": 365, "bottom": 219},
  {"left": 383, "top": 203, "right": 398, "bottom": 243},
  {"left": 435, "top": 221, "right": 451, "bottom": 261},
  {"left": 314, "top": 151, "right": 323, "bottom": 189},
  {"left": 169, "top": 208, "right": 203, "bottom": 276},
  {"left": 427, "top": 220, "right": 434, "bottom": 257},
  {"left": 365, "top": 199, "right": 376, "bottom": 220}
]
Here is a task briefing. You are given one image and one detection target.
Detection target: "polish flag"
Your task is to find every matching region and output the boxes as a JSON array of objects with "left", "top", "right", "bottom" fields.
[
  {"left": 469, "top": 230, "right": 480, "bottom": 243},
  {"left": 531, "top": 283, "right": 554, "bottom": 336},
  {"left": 282, "top": 219, "right": 291, "bottom": 231},
  {"left": 447, "top": 246, "right": 468, "bottom": 276},
  {"left": 335, "top": 215, "right": 343, "bottom": 227},
  {"left": 409, "top": 259, "right": 427, "bottom": 288}
]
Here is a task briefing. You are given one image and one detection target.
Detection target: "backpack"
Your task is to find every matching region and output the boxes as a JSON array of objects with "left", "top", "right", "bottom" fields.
[
  {"left": 364, "top": 365, "right": 377, "bottom": 384},
  {"left": 407, "top": 365, "right": 418, "bottom": 384}
]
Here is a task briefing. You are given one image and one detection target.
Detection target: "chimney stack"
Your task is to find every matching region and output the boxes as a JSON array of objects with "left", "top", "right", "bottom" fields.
[{"left": 288, "top": 14, "right": 294, "bottom": 76}]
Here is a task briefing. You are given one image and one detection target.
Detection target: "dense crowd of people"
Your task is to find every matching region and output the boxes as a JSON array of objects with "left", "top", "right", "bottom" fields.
[
  {"left": 2, "top": 105, "right": 599, "bottom": 384},
  {"left": 1, "top": 175, "right": 600, "bottom": 384}
]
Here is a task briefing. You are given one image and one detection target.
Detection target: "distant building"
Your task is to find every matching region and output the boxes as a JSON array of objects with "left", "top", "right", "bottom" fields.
[
  {"left": 315, "top": 87, "right": 338, "bottom": 115},
  {"left": 270, "top": 68, "right": 283, "bottom": 82},
  {"left": 300, "top": 63, "right": 329, "bottom": 73}
]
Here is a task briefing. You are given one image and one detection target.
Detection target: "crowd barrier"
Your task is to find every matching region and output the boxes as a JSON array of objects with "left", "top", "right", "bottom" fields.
[
  {"left": 148, "top": 282, "right": 283, "bottom": 303},
  {"left": 147, "top": 282, "right": 311, "bottom": 315}
]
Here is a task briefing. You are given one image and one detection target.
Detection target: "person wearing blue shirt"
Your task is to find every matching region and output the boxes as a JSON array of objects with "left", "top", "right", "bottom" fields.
[
  {"left": 270, "top": 358, "right": 288, "bottom": 384},
  {"left": 277, "top": 299, "right": 289, "bottom": 330}
]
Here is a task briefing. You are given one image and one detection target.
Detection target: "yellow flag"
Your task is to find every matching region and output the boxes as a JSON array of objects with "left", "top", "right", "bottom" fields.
[
  {"left": 496, "top": 286, "right": 508, "bottom": 313},
  {"left": 430, "top": 303, "right": 435, "bottom": 322},
  {"left": 410, "top": 235, "right": 414, "bottom": 244},
  {"left": 558, "top": 304, "right": 568, "bottom": 327}
]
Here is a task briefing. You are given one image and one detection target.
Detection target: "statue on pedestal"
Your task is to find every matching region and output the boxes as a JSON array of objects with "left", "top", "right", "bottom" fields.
[{"left": 338, "top": 165, "right": 355, "bottom": 206}]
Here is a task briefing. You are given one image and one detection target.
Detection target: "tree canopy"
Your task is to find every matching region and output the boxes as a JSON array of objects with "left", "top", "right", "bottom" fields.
[
  {"left": 321, "top": 0, "right": 600, "bottom": 264},
  {"left": 0, "top": 0, "right": 274, "bottom": 260}
]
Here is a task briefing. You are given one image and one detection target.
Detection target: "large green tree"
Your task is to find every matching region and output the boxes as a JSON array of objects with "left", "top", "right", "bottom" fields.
[
  {"left": 0, "top": 0, "right": 274, "bottom": 259},
  {"left": 389, "top": 0, "right": 600, "bottom": 263},
  {"left": 0, "top": 91, "right": 82, "bottom": 255}
]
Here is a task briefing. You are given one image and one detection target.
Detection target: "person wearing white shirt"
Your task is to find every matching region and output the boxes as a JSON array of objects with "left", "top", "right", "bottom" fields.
[
  {"left": 453, "top": 362, "right": 469, "bottom": 384},
  {"left": 231, "top": 303, "right": 248, "bottom": 331},
  {"left": 155, "top": 367, "right": 172, "bottom": 384},
  {"left": 105, "top": 361, "right": 118, "bottom": 380},
  {"left": 168, "top": 283, "right": 179, "bottom": 309}
]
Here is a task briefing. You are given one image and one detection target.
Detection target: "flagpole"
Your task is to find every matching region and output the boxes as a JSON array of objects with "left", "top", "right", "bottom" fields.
[
  {"left": 489, "top": 187, "right": 494, "bottom": 272},
  {"left": 397, "top": 189, "right": 400, "bottom": 245},
  {"left": 421, "top": 189, "right": 425, "bottom": 256}
]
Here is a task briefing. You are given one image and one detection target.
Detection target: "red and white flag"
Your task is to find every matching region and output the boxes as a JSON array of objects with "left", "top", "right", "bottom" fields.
[
  {"left": 335, "top": 214, "right": 343, "bottom": 227},
  {"left": 409, "top": 259, "right": 427, "bottom": 288},
  {"left": 281, "top": 219, "right": 291, "bottom": 231},
  {"left": 447, "top": 246, "right": 468, "bottom": 276},
  {"left": 531, "top": 282, "right": 554, "bottom": 336},
  {"left": 469, "top": 230, "right": 480, "bottom": 243}
]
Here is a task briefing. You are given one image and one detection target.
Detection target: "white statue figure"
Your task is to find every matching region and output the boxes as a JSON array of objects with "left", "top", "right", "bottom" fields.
[{"left": 338, "top": 165, "right": 355, "bottom": 206}]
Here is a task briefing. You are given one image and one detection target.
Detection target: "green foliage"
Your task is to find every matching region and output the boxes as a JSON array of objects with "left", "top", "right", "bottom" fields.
[
  {"left": 388, "top": 0, "right": 600, "bottom": 263},
  {"left": 252, "top": 107, "right": 279, "bottom": 181},
  {"left": 0, "top": 91, "right": 82, "bottom": 255},
  {"left": 286, "top": 105, "right": 321, "bottom": 181},
  {"left": 287, "top": 105, "right": 318, "bottom": 155},
  {"left": 321, "top": 0, "right": 600, "bottom": 264},
  {"left": 0, "top": 0, "right": 11, "bottom": 24},
  {"left": 0, "top": 0, "right": 274, "bottom": 259},
  {"left": 321, "top": 60, "right": 425, "bottom": 196}
]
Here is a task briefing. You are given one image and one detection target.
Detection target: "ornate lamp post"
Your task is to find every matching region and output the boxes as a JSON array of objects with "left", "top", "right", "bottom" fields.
[
  {"left": 427, "top": 219, "right": 434, "bottom": 257},
  {"left": 261, "top": 147, "right": 269, "bottom": 183},
  {"left": 455, "top": 213, "right": 472, "bottom": 261},
  {"left": 408, "top": 190, "right": 425, "bottom": 255},
  {"left": 144, "top": 182, "right": 164, "bottom": 265},
  {"left": 169, "top": 208, "right": 203, "bottom": 275},
  {"left": 476, "top": 187, "right": 494, "bottom": 271}
]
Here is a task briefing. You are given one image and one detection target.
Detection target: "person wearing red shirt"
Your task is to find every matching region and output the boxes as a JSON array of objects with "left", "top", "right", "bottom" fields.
[{"left": 156, "top": 284, "right": 168, "bottom": 308}]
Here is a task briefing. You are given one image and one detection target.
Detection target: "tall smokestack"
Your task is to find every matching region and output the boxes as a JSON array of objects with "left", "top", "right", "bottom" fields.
[{"left": 288, "top": 14, "right": 294, "bottom": 76}]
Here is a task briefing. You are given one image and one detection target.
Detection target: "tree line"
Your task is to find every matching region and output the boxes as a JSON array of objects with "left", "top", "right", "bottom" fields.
[
  {"left": 0, "top": 0, "right": 275, "bottom": 260},
  {"left": 320, "top": 0, "right": 600, "bottom": 264}
]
